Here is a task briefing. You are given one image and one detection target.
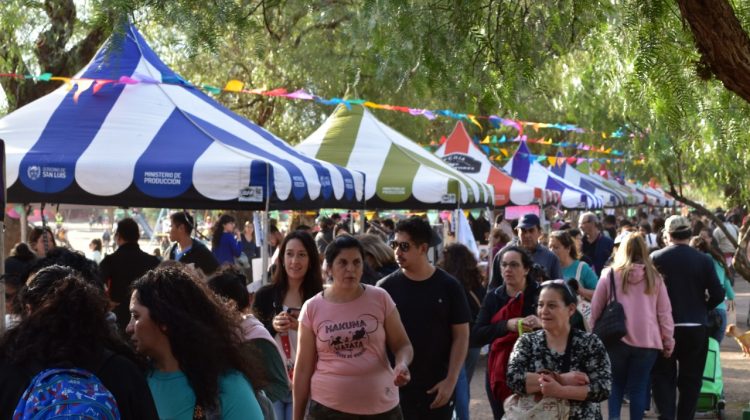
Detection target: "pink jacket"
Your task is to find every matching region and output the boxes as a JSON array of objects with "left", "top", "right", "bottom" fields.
[{"left": 590, "top": 265, "right": 674, "bottom": 352}]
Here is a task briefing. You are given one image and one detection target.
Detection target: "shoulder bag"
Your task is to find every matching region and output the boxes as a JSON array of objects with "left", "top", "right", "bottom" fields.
[{"left": 592, "top": 268, "right": 627, "bottom": 346}]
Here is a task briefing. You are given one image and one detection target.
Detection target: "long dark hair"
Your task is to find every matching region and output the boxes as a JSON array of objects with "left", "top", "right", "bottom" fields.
[
  {"left": 438, "top": 243, "right": 483, "bottom": 292},
  {"left": 690, "top": 236, "right": 731, "bottom": 278},
  {"left": 0, "top": 265, "right": 136, "bottom": 368},
  {"left": 211, "top": 214, "right": 235, "bottom": 250},
  {"left": 271, "top": 230, "right": 323, "bottom": 303},
  {"left": 132, "top": 266, "right": 261, "bottom": 409}
]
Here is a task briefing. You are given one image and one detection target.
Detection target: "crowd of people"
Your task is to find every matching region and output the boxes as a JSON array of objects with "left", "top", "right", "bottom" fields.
[{"left": 0, "top": 206, "right": 744, "bottom": 419}]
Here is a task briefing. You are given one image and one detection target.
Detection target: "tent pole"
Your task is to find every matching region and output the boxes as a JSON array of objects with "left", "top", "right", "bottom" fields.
[
  {"left": 261, "top": 164, "right": 271, "bottom": 285},
  {"left": 360, "top": 173, "right": 366, "bottom": 234},
  {"left": 20, "top": 204, "right": 28, "bottom": 243},
  {"left": 0, "top": 141, "right": 6, "bottom": 335}
]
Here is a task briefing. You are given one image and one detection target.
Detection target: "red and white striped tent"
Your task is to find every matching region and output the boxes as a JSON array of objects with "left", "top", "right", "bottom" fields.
[{"left": 435, "top": 122, "right": 559, "bottom": 207}]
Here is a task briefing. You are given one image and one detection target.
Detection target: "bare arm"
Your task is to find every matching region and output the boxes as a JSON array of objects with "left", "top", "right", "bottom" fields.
[
  {"left": 578, "top": 287, "right": 595, "bottom": 301},
  {"left": 524, "top": 372, "right": 543, "bottom": 394},
  {"left": 384, "top": 307, "right": 413, "bottom": 386},
  {"left": 428, "top": 322, "right": 469, "bottom": 408},
  {"left": 292, "top": 323, "right": 316, "bottom": 420},
  {"left": 539, "top": 374, "right": 590, "bottom": 401}
]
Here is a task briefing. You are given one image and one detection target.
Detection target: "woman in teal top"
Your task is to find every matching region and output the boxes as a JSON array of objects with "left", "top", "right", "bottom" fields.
[
  {"left": 127, "top": 266, "right": 264, "bottom": 419},
  {"left": 690, "top": 236, "right": 735, "bottom": 343},
  {"left": 549, "top": 230, "right": 599, "bottom": 300}
]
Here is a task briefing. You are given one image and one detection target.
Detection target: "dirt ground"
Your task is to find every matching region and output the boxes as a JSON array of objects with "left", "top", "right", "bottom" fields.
[{"left": 469, "top": 275, "right": 750, "bottom": 420}]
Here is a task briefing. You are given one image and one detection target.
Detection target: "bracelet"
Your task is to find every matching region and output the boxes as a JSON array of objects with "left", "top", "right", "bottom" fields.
[{"left": 517, "top": 319, "right": 524, "bottom": 334}]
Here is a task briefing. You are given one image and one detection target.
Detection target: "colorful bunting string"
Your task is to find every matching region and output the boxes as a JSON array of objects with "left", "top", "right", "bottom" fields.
[{"left": 0, "top": 72, "right": 643, "bottom": 141}]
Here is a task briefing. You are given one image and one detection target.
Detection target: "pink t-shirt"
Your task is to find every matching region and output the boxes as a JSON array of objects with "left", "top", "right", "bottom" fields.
[{"left": 299, "top": 285, "right": 399, "bottom": 415}]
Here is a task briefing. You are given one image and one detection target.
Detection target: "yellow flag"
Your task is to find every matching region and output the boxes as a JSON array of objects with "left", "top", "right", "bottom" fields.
[
  {"left": 224, "top": 80, "right": 244, "bottom": 92},
  {"left": 547, "top": 156, "right": 557, "bottom": 166},
  {"left": 468, "top": 115, "right": 482, "bottom": 129},
  {"left": 51, "top": 77, "right": 73, "bottom": 91}
]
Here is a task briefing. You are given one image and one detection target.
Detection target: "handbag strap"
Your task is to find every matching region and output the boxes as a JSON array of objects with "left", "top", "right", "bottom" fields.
[
  {"left": 574, "top": 261, "right": 584, "bottom": 282},
  {"left": 608, "top": 268, "right": 618, "bottom": 303},
  {"left": 468, "top": 290, "right": 482, "bottom": 309},
  {"left": 561, "top": 329, "right": 575, "bottom": 373}
]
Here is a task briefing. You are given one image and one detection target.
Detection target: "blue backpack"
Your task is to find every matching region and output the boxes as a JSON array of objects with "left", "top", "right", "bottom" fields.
[{"left": 12, "top": 367, "right": 121, "bottom": 420}]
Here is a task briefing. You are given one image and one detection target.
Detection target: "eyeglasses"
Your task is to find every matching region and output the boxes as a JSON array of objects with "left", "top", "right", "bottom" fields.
[
  {"left": 500, "top": 261, "right": 523, "bottom": 269},
  {"left": 389, "top": 241, "right": 411, "bottom": 252}
]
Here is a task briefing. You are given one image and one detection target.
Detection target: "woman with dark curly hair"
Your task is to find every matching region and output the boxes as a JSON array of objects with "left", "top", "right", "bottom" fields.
[
  {"left": 252, "top": 230, "right": 323, "bottom": 420},
  {"left": 0, "top": 265, "right": 158, "bottom": 419},
  {"left": 437, "top": 243, "right": 486, "bottom": 420},
  {"left": 211, "top": 214, "right": 243, "bottom": 266},
  {"left": 127, "top": 266, "right": 262, "bottom": 419}
]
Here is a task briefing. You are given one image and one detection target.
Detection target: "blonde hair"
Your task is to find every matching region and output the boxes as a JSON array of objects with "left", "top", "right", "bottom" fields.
[
  {"left": 355, "top": 234, "right": 396, "bottom": 269},
  {"left": 612, "top": 233, "right": 660, "bottom": 295}
]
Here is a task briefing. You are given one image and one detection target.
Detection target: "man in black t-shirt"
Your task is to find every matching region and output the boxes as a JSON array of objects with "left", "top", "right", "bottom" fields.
[{"left": 377, "top": 217, "right": 470, "bottom": 420}]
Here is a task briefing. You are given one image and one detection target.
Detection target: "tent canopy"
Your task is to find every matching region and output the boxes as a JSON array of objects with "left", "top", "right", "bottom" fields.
[
  {"left": 549, "top": 152, "right": 625, "bottom": 207},
  {"left": 434, "top": 122, "right": 559, "bottom": 207},
  {"left": 296, "top": 105, "right": 494, "bottom": 209},
  {"left": 0, "top": 24, "right": 364, "bottom": 210},
  {"left": 504, "top": 142, "right": 602, "bottom": 209}
]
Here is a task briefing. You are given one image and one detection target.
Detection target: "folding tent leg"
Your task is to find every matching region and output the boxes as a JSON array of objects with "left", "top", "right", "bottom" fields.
[
  {"left": 260, "top": 211, "right": 270, "bottom": 285},
  {"left": 0, "top": 220, "right": 5, "bottom": 335}
]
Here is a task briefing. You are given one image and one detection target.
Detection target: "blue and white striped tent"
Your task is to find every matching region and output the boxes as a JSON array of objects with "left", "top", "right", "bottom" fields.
[
  {"left": 504, "top": 142, "right": 603, "bottom": 209},
  {"left": 0, "top": 25, "right": 364, "bottom": 210},
  {"left": 549, "top": 151, "right": 626, "bottom": 207}
]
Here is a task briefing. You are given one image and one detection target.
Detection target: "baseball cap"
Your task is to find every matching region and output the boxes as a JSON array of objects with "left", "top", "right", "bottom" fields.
[
  {"left": 518, "top": 214, "right": 541, "bottom": 229},
  {"left": 664, "top": 215, "right": 691, "bottom": 234}
]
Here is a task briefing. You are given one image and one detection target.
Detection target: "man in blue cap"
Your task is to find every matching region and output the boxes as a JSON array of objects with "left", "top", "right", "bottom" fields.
[{"left": 489, "top": 213, "right": 561, "bottom": 288}]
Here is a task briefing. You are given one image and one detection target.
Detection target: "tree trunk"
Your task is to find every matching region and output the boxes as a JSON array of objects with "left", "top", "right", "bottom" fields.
[{"left": 677, "top": 0, "right": 750, "bottom": 103}]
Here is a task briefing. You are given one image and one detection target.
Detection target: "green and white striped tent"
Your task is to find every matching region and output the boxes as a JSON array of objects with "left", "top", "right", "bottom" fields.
[{"left": 296, "top": 105, "right": 494, "bottom": 209}]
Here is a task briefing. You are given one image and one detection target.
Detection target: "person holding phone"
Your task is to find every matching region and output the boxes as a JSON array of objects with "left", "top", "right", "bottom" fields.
[{"left": 252, "top": 231, "right": 323, "bottom": 420}]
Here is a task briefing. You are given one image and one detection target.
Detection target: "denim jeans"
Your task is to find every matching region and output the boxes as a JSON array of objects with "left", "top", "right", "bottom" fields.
[
  {"left": 607, "top": 340, "right": 659, "bottom": 420},
  {"left": 273, "top": 390, "right": 293, "bottom": 420},
  {"left": 454, "top": 347, "right": 481, "bottom": 420}
]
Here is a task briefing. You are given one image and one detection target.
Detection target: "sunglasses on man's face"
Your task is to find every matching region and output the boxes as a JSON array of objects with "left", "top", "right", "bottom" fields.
[{"left": 389, "top": 241, "right": 412, "bottom": 252}]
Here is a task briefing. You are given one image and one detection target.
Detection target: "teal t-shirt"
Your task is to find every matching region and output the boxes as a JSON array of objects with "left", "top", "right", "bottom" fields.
[
  {"left": 561, "top": 260, "right": 599, "bottom": 290},
  {"left": 712, "top": 258, "right": 734, "bottom": 311},
  {"left": 147, "top": 369, "right": 263, "bottom": 420}
]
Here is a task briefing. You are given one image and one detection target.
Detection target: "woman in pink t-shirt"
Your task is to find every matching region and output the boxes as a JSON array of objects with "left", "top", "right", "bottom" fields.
[{"left": 294, "top": 235, "right": 413, "bottom": 419}]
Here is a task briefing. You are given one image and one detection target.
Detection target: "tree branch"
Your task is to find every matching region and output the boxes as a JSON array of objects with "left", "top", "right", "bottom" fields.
[{"left": 666, "top": 174, "right": 750, "bottom": 282}]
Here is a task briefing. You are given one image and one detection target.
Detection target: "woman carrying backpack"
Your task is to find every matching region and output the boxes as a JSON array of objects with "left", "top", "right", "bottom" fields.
[
  {"left": 127, "top": 265, "right": 264, "bottom": 419},
  {"left": 0, "top": 265, "right": 159, "bottom": 419}
]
